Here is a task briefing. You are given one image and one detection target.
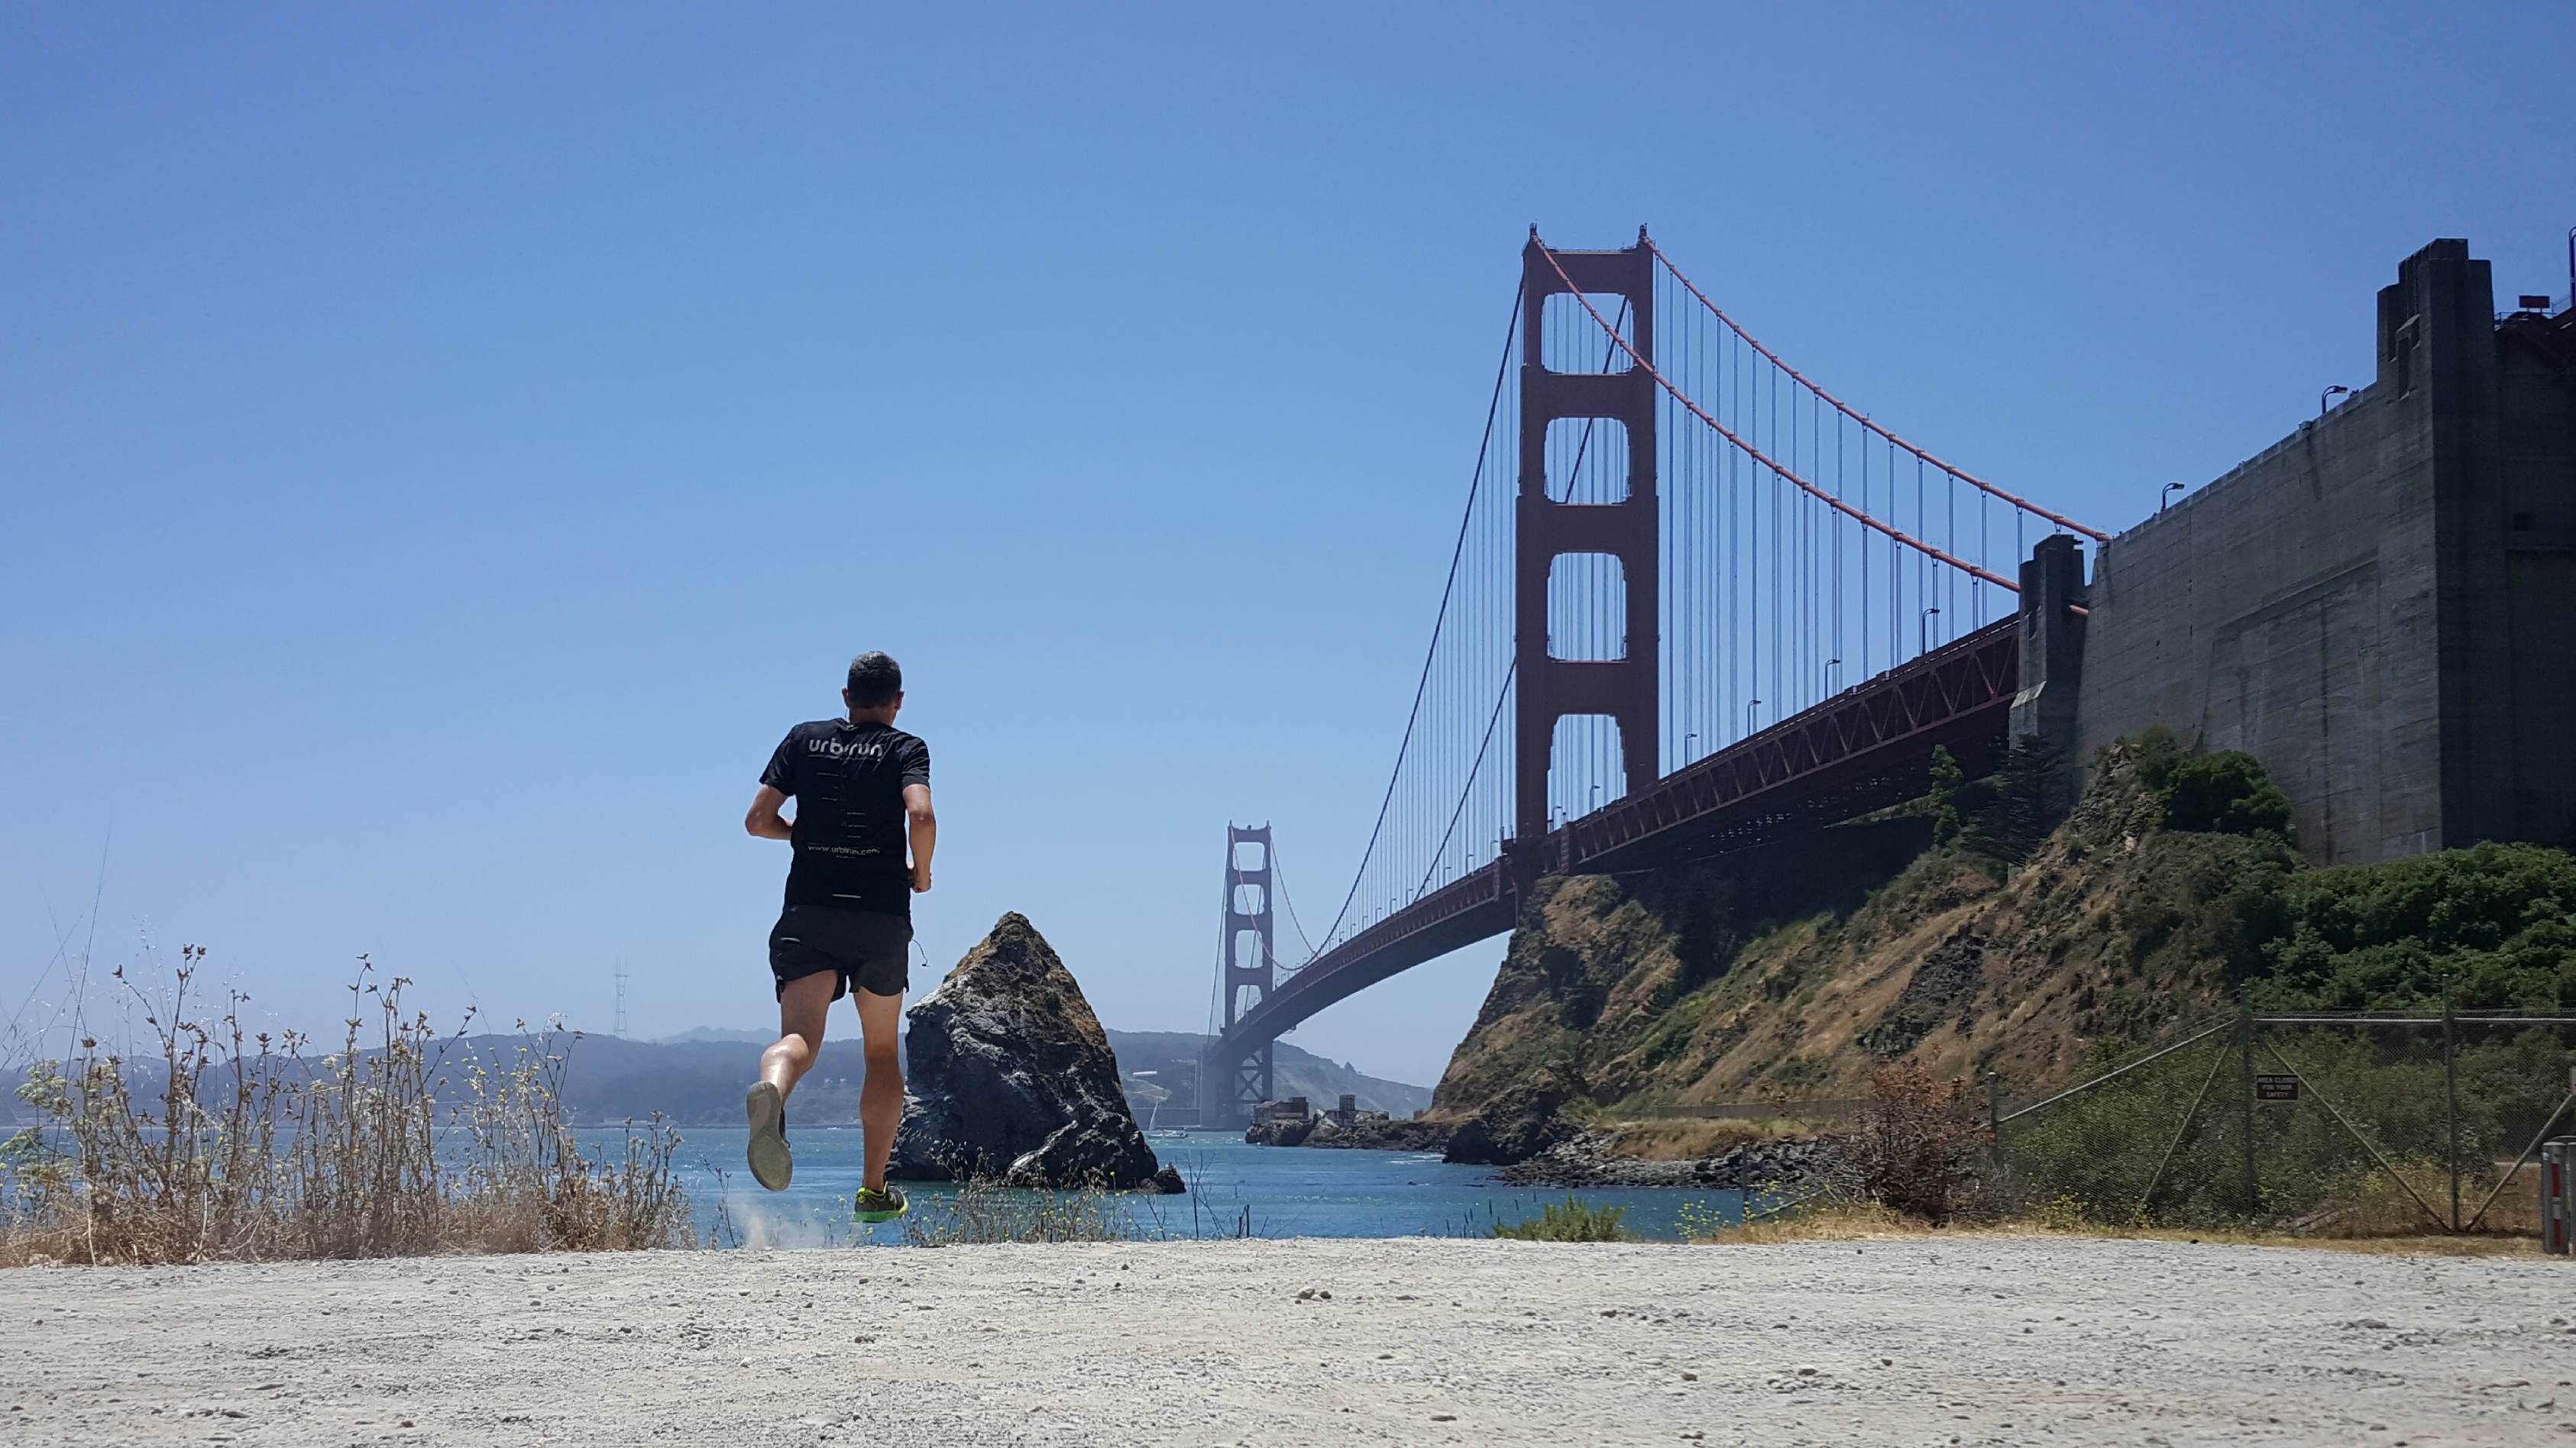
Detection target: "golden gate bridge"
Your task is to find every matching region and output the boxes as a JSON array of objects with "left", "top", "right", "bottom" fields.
[{"left": 1202, "top": 229, "right": 2105, "bottom": 1127}]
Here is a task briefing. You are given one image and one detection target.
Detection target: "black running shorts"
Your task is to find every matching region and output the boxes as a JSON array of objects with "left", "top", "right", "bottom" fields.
[{"left": 768, "top": 906, "right": 911, "bottom": 1001}]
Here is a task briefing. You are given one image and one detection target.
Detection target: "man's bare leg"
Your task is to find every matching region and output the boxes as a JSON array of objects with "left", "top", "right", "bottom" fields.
[
  {"left": 762, "top": 971, "right": 839, "bottom": 1100},
  {"left": 853, "top": 985, "right": 905, "bottom": 1191},
  {"left": 746, "top": 972, "right": 837, "bottom": 1191}
]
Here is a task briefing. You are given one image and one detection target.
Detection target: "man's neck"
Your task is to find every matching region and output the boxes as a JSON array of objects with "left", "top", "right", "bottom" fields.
[{"left": 846, "top": 708, "right": 898, "bottom": 726}]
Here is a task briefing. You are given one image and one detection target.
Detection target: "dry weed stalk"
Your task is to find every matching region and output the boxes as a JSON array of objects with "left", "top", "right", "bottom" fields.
[
  {"left": 895, "top": 1149, "right": 1130, "bottom": 1245},
  {"left": 2, "top": 951, "right": 690, "bottom": 1265},
  {"left": 1815, "top": 1060, "right": 1998, "bottom": 1225}
]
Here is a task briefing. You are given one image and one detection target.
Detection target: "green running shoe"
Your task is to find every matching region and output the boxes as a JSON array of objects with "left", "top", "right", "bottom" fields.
[
  {"left": 853, "top": 1185, "right": 908, "bottom": 1223},
  {"left": 744, "top": 1081, "right": 791, "bottom": 1191}
]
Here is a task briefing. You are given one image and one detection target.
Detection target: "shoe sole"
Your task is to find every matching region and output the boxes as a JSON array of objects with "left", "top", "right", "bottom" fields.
[
  {"left": 744, "top": 1081, "right": 791, "bottom": 1191},
  {"left": 855, "top": 1192, "right": 908, "bottom": 1224}
]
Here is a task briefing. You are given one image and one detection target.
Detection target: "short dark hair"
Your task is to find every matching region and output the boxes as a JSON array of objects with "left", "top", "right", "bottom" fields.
[{"left": 846, "top": 651, "right": 903, "bottom": 708}]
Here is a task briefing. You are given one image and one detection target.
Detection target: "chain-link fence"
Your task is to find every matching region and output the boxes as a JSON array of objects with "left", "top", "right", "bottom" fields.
[{"left": 1994, "top": 993, "right": 2573, "bottom": 1235}]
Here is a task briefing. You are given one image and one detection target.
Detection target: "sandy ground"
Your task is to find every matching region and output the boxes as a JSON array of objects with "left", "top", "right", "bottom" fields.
[{"left": 0, "top": 1236, "right": 2568, "bottom": 1447}]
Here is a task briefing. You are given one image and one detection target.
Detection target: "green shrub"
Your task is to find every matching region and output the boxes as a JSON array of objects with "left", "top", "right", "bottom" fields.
[
  {"left": 1969, "top": 732, "right": 2576, "bottom": 1231},
  {"left": 2259, "top": 842, "right": 2576, "bottom": 1011},
  {"left": 2002, "top": 1022, "right": 2550, "bottom": 1230},
  {"left": 1960, "top": 735, "right": 2068, "bottom": 866},
  {"left": 2111, "top": 830, "right": 2299, "bottom": 988},
  {"left": 2158, "top": 751, "right": 2293, "bottom": 837},
  {"left": 1927, "top": 745, "right": 1966, "bottom": 845},
  {"left": 1490, "top": 1194, "right": 1634, "bottom": 1241}
]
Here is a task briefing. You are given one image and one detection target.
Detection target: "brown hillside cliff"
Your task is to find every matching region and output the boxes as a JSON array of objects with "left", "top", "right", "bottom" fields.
[{"left": 1431, "top": 743, "right": 2296, "bottom": 1153}]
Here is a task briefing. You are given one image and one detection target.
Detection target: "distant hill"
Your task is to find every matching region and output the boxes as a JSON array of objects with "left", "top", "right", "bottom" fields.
[
  {"left": 1103, "top": 1030, "right": 1432, "bottom": 1123},
  {"left": 545, "top": 1026, "right": 1432, "bottom": 1127},
  {"left": 0, "top": 1032, "right": 787, "bottom": 1131},
  {"left": 6, "top": 1023, "right": 1432, "bottom": 1132}
]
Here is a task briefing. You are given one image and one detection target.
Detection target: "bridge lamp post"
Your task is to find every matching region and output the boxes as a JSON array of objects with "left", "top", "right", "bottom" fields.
[
  {"left": 2160, "top": 481, "right": 2186, "bottom": 512},
  {"left": 1824, "top": 658, "right": 1841, "bottom": 699},
  {"left": 1747, "top": 699, "right": 1762, "bottom": 736},
  {"left": 1919, "top": 607, "right": 1941, "bottom": 657},
  {"left": 2319, "top": 384, "right": 2352, "bottom": 416}
]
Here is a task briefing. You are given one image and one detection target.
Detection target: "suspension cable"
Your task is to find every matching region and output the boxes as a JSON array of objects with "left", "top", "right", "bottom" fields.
[
  {"left": 1641, "top": 235, "right": 2108, "bottom": 542},
  {"left": 1532, "top": 239, "right": 2021, "bottom": 593},
  {"left": 1267, "top": 839, "right": 1319, "bottom": 965},
  {"left": 1312, "top": 284, "right": 1522, "bottom": 955},
  {"left": 1415, "top": 658, "right": 1515, "bottom": 898}
]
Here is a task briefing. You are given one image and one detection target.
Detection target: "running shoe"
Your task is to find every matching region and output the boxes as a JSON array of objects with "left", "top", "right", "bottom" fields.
[
  {"left": 744, "top": 1081, "right": 792, "bottom": 1191},
  {"left": 853, "top": 1185, "right": 908, "bottom": 1223}
]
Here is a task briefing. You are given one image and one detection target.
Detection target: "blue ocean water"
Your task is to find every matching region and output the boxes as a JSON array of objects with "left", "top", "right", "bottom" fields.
[{"left": 651, "top": 1127, "right": 1749, "bottom": 1246}]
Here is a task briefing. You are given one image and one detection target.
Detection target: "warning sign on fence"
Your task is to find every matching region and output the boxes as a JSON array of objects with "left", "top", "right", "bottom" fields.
[{"left": 2254, "top": 1074, "right": 2301, "bottom": 1102}]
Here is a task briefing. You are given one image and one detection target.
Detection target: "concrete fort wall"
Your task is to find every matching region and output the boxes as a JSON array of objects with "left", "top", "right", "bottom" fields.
[{"left": 2068, "top": 239, "right": 2576, "bottom": 865}]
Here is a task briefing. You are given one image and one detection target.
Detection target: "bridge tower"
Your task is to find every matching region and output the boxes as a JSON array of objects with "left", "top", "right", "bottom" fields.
[
  {"left": 1515, "top": 233, "right": 1659, "bottom": 844},
  {"left": 1205, "top": 823, "right": 1277, "bottom": 1130}
]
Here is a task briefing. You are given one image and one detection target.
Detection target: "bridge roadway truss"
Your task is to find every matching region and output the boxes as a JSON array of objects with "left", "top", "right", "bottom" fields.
[{"left": 1212, "top": 617, "right": 2020, "bottom": 1077}]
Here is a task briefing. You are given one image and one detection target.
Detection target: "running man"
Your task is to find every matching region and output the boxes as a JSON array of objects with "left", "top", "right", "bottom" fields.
[{"left": 743, "top": 651, "right": 934, "bottom": 1223}]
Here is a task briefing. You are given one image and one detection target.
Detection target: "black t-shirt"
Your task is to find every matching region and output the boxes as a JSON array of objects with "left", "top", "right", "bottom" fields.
[{"left": 759, "top": 719, "right": 930, "bottom": 916}]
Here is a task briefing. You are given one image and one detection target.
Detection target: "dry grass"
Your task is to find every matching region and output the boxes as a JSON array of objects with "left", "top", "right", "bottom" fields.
[
  {"left": 1597, "top": 1120, "right": 1775, "bottom": 1161},
  {"left": 1697, "top": 1200, "right": 1919, "bottom": 1244},
  {"left": 0, "top": 952, "right": 692, "bottom": 1266},
  {"left": 1701, "top": 1061, "right": 2552, "bottom": 1256},
  {"left": 1695, "top": 1198, "right": 2542, "bottom": 1257},
  {"left": 896, "top": 1175, "right": 1130, "bottom": 1246}
]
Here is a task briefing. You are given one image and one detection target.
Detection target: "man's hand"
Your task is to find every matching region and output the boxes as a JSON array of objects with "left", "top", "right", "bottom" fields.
[
  {"left": 911, "top": 861, "right": 932, "bottom": 894},
  {"left": 745, "top": 786, "right": 793, "bottom": 841}
]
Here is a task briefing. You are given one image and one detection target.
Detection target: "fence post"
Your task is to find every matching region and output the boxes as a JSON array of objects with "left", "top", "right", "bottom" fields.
[
  {"left": 2235, "top": 990, "right": 2258, "bottom": 1217},
  {"left": 2442, "top": 977, "right": 2460, "bottom": 1231},
  {"left": 1986, "top": 1071, "right": 2002, "bottom": 1164},
  {"left": 2545, "top": 1140, "right": 2572, "bottom": 1255}
]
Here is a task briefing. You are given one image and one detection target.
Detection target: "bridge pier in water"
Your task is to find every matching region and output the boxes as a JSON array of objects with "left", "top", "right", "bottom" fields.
[{"left": 1202, "top": 824, "right": 1277, "bottom": 1132}]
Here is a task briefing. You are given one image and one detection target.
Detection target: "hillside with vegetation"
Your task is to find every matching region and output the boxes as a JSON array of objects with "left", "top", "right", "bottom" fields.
[{"left": 1429, "top": 729, "right": 2576, "bottom": 1161}]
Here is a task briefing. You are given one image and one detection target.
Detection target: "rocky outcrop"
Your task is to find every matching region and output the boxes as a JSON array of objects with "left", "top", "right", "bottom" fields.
[
  {"left": 1244, "top": 1116, "right": 1451, "bottom": 1152},
  {"left": 1494, "top": 1130, "right": 1828, "bottom": 1188},
  {"left": 1426, "top": 743, "right": 2279, "bottom": 1133},
  {"left": 1243, "top": 1116, "right": 1314, "bottom": 1147},
  {"left": 1425, "top": 819, "right": 1934, "bottom": 1141},
  {"left": 889, "top": 913, "right": 1180, "bottom": 1191},
  {"left": 1441, "top": 1075, "right": 1584, "bottom": 1166}
]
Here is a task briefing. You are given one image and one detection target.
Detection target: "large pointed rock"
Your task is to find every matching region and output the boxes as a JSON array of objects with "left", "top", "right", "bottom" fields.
[{"left": 888, "top": 913, "right": 1176, "bottom": 1191}]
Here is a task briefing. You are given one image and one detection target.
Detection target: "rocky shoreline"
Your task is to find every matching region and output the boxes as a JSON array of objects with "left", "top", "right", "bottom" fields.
[
  {"left": 1243, "top": 1115, "right": 1453, "bottom": 1152},
  {"left": 1240, "top": 1110, "right": 1830, "bottom": 1191},
  {"left": 1492, "top": 1130, "right": 1828, "bottom": 1190}
]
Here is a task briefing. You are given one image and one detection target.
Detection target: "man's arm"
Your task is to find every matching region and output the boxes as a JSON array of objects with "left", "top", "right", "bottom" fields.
[
  {"left": 905, "top": 783, "right": 936, "bottom": 892},
  {"left": 746, "top": 785, "right": 793, "bottom": 841}
]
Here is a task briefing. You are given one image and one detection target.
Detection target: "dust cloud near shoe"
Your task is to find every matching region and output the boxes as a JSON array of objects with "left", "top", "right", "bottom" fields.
[{"left": 889, "top": 912, "right": 1181, "bottom": 1192}]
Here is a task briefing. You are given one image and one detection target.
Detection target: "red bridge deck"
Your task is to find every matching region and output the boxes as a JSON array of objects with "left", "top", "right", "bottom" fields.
[{"left": 1216, "top": 618, "right": 2021, "bottom": 1059}]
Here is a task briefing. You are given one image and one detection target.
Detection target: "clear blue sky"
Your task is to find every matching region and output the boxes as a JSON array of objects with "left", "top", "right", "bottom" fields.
[{"left": 3, "top": 4, "right": 2569, "bottom": 1086}]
